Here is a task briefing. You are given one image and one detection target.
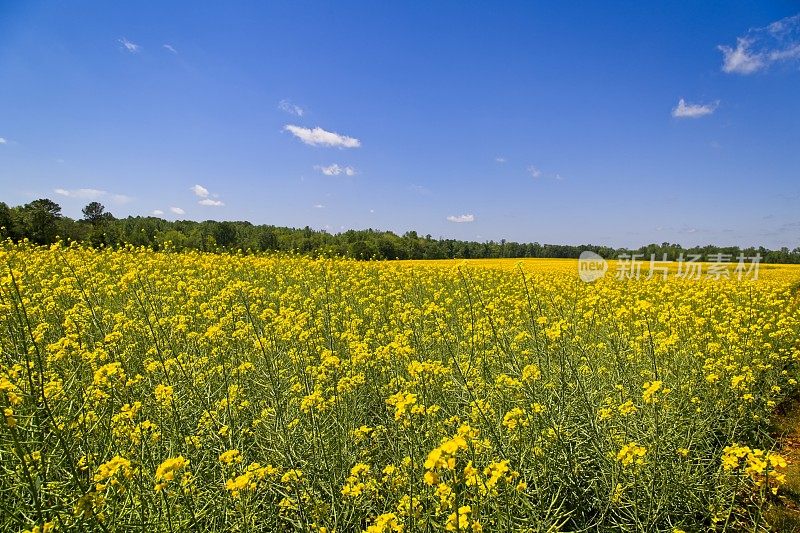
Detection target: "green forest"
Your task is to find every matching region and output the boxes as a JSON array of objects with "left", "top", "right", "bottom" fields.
[{"left": 3, "top": 198, "right": 799, "bottom": 263}]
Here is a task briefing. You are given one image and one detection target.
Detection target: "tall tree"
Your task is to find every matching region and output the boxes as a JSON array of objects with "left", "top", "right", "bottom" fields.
[
  {"left": 21, "top": 198, "right": 62, "bottom": 244},
  {"left": 82, "top": 201, "right": 112, "bottom": 225},
  {"left": 213, "top": 222, "right": 237, "bottom": 248}
]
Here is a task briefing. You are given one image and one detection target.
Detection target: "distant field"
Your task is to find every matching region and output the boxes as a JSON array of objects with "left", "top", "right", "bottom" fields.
[
  {"left": 404, "top": 257, "right": 800, "bottom": 278},
  {"left": 2, "top": 243, "right": 800, "bottom": 531}
]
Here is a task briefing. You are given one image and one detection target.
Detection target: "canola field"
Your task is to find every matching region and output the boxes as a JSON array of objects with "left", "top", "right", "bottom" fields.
[{"left": 2, "top": 242, "right": 800, "bottom": 532}]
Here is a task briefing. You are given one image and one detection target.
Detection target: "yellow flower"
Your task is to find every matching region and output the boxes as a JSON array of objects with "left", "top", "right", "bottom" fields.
[
  {"left": 219, "top": 449, "right": 242, "bottom": 465},
  {"left": 521, "top": 364, "right": 541, "bottom": 381},
  {"left": 642, "top": 381, "right": 662, "bottom": 404},
  {"left": 386, "top": 391, "right": 417, "bottom": 422},
  {"left": 365, "top": 512, "right": 403, "bottom": 533},
  {"left": 154, "top": 383, "right": 174, "bottom": 406},
  {"left": 22, "top": 522, "right": 55, "bottom": 533},
  {"left": 281, "top": 469, "right": 303, "bottom": 484},
  {"left": 154, "top": 456, "right": 189, "bottom": 491},
  {"left": 446, "top": 505, "right": 479, "bottom": 532},
  {"left": 94, "top": 455, "right": 133, "bottom": 491},
  {"left": 4, "top": 407, "right": 16, "bottom": 428},
  {"left": 618, "top": 400, "right": 637, "bottom": 416},
  {"left": 617, "top": 442, "right": 647, "bottom": 467},
  {"left": 225, "top": 472, "right": 253, "bottom": 498},
  {"left": 502, "top": 407, "right": 527, "bottom": 430}
]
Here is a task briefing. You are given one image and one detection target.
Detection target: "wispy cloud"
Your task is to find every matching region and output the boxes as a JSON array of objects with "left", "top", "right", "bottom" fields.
[
  {"left": 191, "top": 184, "right": 224, "bottom": 206},
  {"left": 163, "top": 44, "right": 177, "bottom": 54},
  {"left": 198, "top": 198, "right": 224, "bottom": 206},
  {"left": 719, "top": 14, "right": 800, "bottom": 74},
  {"left": 54, "top": 188, "right": 97, "bottom": 198},
  {"left": 152, "top": 209, "right": 164, "bottom": 216},
  {"left": 118, "top": 37, "right": 140, "bottom": 53},
  {"left": 410, "top": 184, "right": 432, "bottom": 196},
  {"left": 0, "top": 137, "right": 7, "bottom": 144},
  {"left": 110, "top": 194, "right": 132, "bottom": 203},
  {"left": 284, "top": 125, "right": 361, "bottom": 148},
  {"left": 313, "top": 204, "right": 325, "bottom": 209},
  {"left": 191, "top": 184, "right": 210, "bottom": 198},
  {"left": 495, "top": 156, "right": 506, "bottom": 163},
  {"left": 170, "top": 207, "right": 185, "bottom": 215},
  {"left": 527, "top": 166, "right": 567, "bottom": 181},
  {"left": 314, "top": 163, "right": 356, "bottom": 176},
  {"left": 671, "top": 98, "right": 719, "bottom": 118},
  {"left": 447, "top": 214, "right": 475, "bottom": 223},
  {"left": 719, "top": 38, "right": 764, "bottom": 74},
  {"left": 278, "top": 99, "right": 304, "bottom": 117},
  {"left": 53, "top": 188, "right": 133, "bottom": 204}
]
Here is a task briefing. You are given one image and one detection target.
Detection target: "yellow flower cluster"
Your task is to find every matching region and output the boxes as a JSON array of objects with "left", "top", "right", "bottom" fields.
[
  {"left": 154, "top": 456, "right": 189, "bottom": 492},
  {"left": 617, "top": 442, "right": 648, "bottom": 467},
  {"left": 93, "top": 456, "right": 133, "bottom": 491},
  {"left": 341, "top": 463, "right": 376, "bottom": 498},
  {"left": 721, "top": 444, "right": 788, "bottom": 494},
  {"left": 423, "top": 426, "right": 473, "bottom": 485},
  {"left": 224, "top": 462, "right": 279, "bottom": 498},
  {"left": 1, "top": 242, "right": 799, "bottom": 531}
]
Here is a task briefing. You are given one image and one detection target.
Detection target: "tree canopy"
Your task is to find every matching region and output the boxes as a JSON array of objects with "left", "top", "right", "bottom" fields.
[{"left": 1, "top": 199, "right": 798, "bottom": 263}]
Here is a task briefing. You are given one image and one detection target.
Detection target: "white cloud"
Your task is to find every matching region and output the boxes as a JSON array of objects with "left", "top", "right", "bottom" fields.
[
  {"left": 53, "top": 188, "right": 132, "bottom": 204},
  {"left": 191, "top": 184, "right": 210, "bottom": 198},
  {"left": 719, "top": 14, "right": 800, "bottom": 74},
  {"left": 191, "top": 184, "right": 225, "bottom": 206},
  {"left": 672, "top": 98, "right": 719, "bottom": 118},
  {"left": 527, "top": 166, "right": 542, "bottom": 178},
  {"left": 170, "top": 207, "right": 185, "bottom": 215},
  {"left": 118, "top": 37, "right": 140, "bottom": 53},
  {"left": 0, "top": 137, "right": 6, "bottom": 144},
  {"left": 495, "top": 156, "right": 506, "bottom": 163},
  {"left": 198, "top": 198, "right": 224, "bottom": 206},
  {"left": 719, "top": 38, "right": 764, "bottom": 74},
  {"left": 313, "top": 204, "right": 325, "bottom": 208},
  {"left": 163, "top": 44, "right": 177, "bottom": 54},
  {"left": 284, "top": 125, "right": 361, "bottom": 148},
  {"left": 278, "top": 99, "right": 304, "bottom": 117},
  {"left": 152, "top": 209, "right": 164, "bottom": 216},
  {"left": 315, "top": 164, "right": 341, "bottom": 176},
  {"left": 768, "top": 42, "right": 800, "bottom": 61},
  {"left": 109, "top": 194, "right": 134, "bottom": 204},
  {"left": 447, "top": 214, "right": 475, "bottom": 223},
  {"left": 56, "top": 188, "right": 104, "bottom": 199},
  {"left": 314, "top": 163, "right": 356, "bottom": 176}
]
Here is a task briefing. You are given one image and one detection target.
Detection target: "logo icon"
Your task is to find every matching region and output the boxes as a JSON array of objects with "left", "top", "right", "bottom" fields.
[{"left": 578, "top": 251, "right": 608, "bottom": 282}]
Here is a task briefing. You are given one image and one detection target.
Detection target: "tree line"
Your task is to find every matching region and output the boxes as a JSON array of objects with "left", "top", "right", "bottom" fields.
[{"left": 2, "top": 198, "right": 799, "bottom": 263}]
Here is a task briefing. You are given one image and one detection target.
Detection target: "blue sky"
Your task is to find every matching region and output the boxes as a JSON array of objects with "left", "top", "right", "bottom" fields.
[{"left": 1, "top": 1, "right": 798, "bottom": 248}]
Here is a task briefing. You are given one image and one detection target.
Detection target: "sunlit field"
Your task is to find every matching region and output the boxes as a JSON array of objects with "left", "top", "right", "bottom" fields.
[{"left": 2, "top": 242, "right": 800, "bottom": 532}]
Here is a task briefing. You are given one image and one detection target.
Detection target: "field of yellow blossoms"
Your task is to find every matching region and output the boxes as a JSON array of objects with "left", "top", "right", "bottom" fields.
[{"left": 2, "top": 241, "right": 800, "bottom": 532}]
